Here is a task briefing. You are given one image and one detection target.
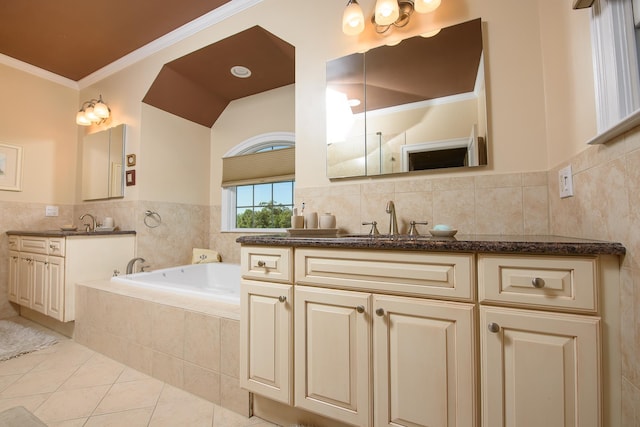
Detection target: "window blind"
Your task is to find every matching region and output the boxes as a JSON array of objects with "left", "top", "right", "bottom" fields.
[{"left": 221, "top": 147, "right": 295, "bottom": 187}]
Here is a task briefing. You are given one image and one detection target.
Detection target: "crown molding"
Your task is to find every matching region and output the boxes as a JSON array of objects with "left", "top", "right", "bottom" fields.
[
  {"left": 1, "top": 0, "right": 262, "bottom": 90},
  {"left": 0, "top": 53, "right": 79, "bottom": 90}
]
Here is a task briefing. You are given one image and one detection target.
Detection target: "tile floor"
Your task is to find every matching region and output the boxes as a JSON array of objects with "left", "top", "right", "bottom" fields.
[{"left": 0, "top": 317, "right": 277, "bottom": 426}]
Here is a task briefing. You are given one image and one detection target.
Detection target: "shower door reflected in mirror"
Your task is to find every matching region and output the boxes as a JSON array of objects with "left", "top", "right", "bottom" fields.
[{"left": 326, "top": 18, "right": 488, "bottom": 179}]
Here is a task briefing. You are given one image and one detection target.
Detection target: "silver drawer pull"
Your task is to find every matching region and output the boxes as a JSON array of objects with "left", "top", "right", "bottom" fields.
[
  {"left": 356, "top": 305, "right": 365, "bottom": 313},
  {"left": 278, "top": 295, "right": 287, "bottom": 303},
  {"left": 488, "top": 322, "right": 500, "bottom": 333},
  {"left": 257, "top": 260, "right": 266, "bottom": 268},
  {"left": 531, "top": 277, "right": 545, "bottom": 288},
  {"left": 375, "top": 308, "right": 385, "bottom": 317}
]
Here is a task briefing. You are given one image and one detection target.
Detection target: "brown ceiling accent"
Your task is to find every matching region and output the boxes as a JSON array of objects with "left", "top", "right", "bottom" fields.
[
  {"left": 0, "top": 0, "right": 231, "bottom": 80},
  {"left": 327, "top": 18, "right": 483, "bottom": 114},
  {"left": 142, "top": 26, "right": 295, "bottom": 128}
]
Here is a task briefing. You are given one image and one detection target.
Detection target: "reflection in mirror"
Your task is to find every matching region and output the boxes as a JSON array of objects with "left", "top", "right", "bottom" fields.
[
  {"left": 81, "top": 124, "right": 126, "bottom": 200},
  {"left": 326, "top": 18, "right": 488, "bottom": 179}
]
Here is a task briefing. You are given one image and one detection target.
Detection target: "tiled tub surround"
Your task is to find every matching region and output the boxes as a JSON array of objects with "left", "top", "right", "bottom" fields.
[{"left": 74, "top": 279, "right": 250, "bottom": 417}]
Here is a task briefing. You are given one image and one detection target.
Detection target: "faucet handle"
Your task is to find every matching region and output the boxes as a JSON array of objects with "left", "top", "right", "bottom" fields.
[
  {"left": 408, "top": 220, "right": 429, "bottom": 236},
  {"left": 362, "top": 221, "right": 380, "bottom": 236}
]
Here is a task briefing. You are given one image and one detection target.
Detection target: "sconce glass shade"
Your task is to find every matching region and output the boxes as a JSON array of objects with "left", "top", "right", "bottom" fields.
[
  {"left": 76, "top": 111, "right": 92, "bottom": 126},
  {"left": 414, "top": 0, "right": 441, "bottom": 13},
  {"left": 343, "top": 0, "right": 365, "bottom": 35},
  {"left": 93, "top": 101, "right": 110, "bottom": 119},
  {"left": 375, "top": 0, "right": 400, "bottom": 26},
  {"left": 84, "top": 106, "right": 98, "bottom": 121}
]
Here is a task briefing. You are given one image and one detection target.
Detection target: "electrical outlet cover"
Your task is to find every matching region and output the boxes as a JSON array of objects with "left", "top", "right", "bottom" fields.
[
  {"left": 559, "top": 165, "right": 574, "bottom": 198},
  {"left": 45, "top": 205, "right": 59, "bottom": 216}
]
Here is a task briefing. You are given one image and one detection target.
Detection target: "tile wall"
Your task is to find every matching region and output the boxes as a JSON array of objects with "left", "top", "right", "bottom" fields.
[{"left": 548, "top": 125, "right": 640, "bottom": 426}]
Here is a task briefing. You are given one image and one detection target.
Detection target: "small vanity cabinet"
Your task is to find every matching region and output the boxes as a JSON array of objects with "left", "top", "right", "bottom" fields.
[
  {"left": 238, "top": 236, "right": 624, "bottom": 427},
  {"left": 7, "top": 231, "right": 136, "bottom": 322}
]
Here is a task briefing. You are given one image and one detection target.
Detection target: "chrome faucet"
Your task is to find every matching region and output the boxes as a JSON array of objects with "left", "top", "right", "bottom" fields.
[
  {"left": 79, "top": 213, "right": 96, "bottom": 232},
  {"left": 386, "top": 200, "right": 399, "bottom": 237},
  {"left": 126, "top": 257, "right": 146, "bottom": 275}
]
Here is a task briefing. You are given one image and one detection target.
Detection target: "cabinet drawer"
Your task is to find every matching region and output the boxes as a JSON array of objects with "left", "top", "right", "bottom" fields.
[
  {"left": 295, "top": 248, "right": 474, "bottom": 300},
  {"left": 19, "top": 236, "right": 65, "bottom": 256},
  {"left": 478, "top": 254, "right": 597, "bottom": 313},
  {"left": 20, "top": 236, "right": 49, "bottom": 254},
  {"left": 241, "top": 246, "right": 293, "bottom": 283},
  {"left": 48, "top": 238, "right": 65, "bottom": 256},
  {"left": 8, "top": 236, "right": 19, "bottom": 251}
]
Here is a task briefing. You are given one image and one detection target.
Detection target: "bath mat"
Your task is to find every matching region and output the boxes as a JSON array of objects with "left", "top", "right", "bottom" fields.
[
  {"left": 0, "top": 320, "right": 58, "bottom": 361},
  {"left": 0, "top": 406, "right": 47, "bottom": 426}
]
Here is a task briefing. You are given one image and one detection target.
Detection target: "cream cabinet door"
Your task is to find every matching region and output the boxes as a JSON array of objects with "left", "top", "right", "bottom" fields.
[
  {"left": 373, "top": 295, "right": 477, "bottom": 427},
  {"left": 481, "top": 306, "right": 601, "bottom": 427},
  {"left": 295, "top": 285, "right": 371, "bottom": 427},
  {"left": 47, "top": 256, "right": 65, "bottom": 321},
  {"left": 18, "top": 253, "right": 33, "bottom": 306},
  {"left": 8, "top": 251, "right": 19, "bottom": 303},
  {"left": 240, "top": 279, "right": 293, "bottom": 405},
  {"left": 31, "top": 254, "right": 48, "bottom": 315}
]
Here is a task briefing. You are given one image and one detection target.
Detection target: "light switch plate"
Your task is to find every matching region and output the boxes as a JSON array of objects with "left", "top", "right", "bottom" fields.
[
  {"left": 45, "top": 205, "right": 59, "bottom": 217},
  {"left": 559, "top": 165, "right": 574, "bottom": 198}
]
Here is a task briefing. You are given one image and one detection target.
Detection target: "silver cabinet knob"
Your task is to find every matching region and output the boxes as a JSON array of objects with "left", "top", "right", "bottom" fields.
[
  {"left": 488, "top": 322, "right": 500, "bottom": 333},
  {"left": 356, "top": 305, "right": 365, "bottom": 313},
  {"left": 278, "top": 295, "right": 287, "bottom": 303},
  {"left": 375, "top": 308, "right": 385, "bottom": 317},
  {"left": 531, "top": 277, "right": 545, "bottom": 288},
  {"left": 257, "top": 260, "right": 266, "bottom": 268}
]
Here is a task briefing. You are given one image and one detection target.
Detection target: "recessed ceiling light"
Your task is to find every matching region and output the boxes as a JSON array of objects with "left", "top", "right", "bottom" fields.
[
  {"left": 230, "top": 65, "right": 252, "bottom": 78},
  {"left": 348, "top": 98, "right": 361, "bottom": 107}
]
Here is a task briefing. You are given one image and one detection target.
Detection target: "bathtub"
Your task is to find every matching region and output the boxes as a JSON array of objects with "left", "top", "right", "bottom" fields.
[{"left": 111, "top": 262, "right": 241, "bottom": 304}]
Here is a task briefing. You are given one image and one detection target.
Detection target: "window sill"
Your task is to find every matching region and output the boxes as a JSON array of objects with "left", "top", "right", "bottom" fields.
[{"left": 587, "top": 109, "right": 640, "bottom": 145}]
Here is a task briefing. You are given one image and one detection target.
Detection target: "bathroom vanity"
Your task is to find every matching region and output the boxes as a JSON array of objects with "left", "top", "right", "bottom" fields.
[
  {"left": 237, "top": 234, "right": 625, "bottom": 427},
  {"left": 7, "top": 230, "right": 136, "bottom": 322}
]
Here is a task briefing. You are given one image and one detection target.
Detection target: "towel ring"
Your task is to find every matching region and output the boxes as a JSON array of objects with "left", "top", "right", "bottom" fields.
[{"left": 144, "top": 210, "right": 162, "bottom": 228}]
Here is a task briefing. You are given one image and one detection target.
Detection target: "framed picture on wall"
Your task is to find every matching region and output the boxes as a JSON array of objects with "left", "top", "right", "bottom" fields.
[{"left": 0, "top": 143, "right": 23, "bottom": 191}]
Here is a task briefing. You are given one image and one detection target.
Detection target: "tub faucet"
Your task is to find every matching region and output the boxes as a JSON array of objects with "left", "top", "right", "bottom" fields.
[
  {"left": 79, "top": 213, "right": 96, "bottom": 232},
  {"left": 386, "top": 200, "right": 399, "bottom": 237},
  {"left": 126, "top": 257, "right": 146, "bottom": 275}
]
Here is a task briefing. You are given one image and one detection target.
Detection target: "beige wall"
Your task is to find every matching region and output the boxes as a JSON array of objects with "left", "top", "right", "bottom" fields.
[
  {"left": 0, "top": 64, "right": 78, "bottom": 205},
  {"left": 140, "top": 104, "right": 211, "bottom": 205}
]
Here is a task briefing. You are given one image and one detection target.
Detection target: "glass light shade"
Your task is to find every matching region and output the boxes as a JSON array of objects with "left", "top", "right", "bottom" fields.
[
  {"left": 342, "top": 0, "right": 365, "bottom": 35},
  {"left": 84, "top": 106, "right": 98, "bottom": 122},
  {"left": 414, "top": 0, "right": 441, "bottom": 14},
  {"left": 76, "top": 111, "right": 91, "bottom": 126},
  {"left": 375, "top": 0, "right": 400, "bottom": 26},
  {"left": 93, "top": 101, "right": 110, "bottom": 119}
]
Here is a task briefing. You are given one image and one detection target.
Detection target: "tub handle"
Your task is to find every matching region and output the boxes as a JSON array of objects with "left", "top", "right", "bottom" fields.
[{"left": 278, "top": 295, "right": 287, "bottom": 303}]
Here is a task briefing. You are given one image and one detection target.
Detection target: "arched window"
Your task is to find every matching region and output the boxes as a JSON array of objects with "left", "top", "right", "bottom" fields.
[{"left": 221, "top": 132, "right": 295, "bottom": 231}]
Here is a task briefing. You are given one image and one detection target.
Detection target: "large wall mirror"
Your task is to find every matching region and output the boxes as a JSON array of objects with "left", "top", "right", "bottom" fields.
[
  {"left": 81, "top": 124, "right": 125, "bottom": 200},
  {"left": 326, "top": 18, "right": 488, "bottom": 179}
]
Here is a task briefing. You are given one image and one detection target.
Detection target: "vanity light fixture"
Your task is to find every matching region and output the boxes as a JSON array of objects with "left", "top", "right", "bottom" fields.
[
  {"left": 342, "top": 0, "right": 442, "bottom": 36},
  {"left": 76, "top": 95, "right": 110, "bottom": 126}
]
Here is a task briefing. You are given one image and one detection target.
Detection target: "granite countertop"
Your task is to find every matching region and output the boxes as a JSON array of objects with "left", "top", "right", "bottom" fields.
[
  {"left": 7, "top": 230, "right": 136, "bottom": 237},
  {"left": 236, "top": 234, "right": 626, "bottom": 256}
]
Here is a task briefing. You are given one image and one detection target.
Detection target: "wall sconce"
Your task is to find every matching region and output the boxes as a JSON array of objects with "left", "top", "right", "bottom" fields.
[
  {"left": 342, "top": 0, "right": 442, "bottom": 36},
  {"left": 76, "top": 95, "right": 111, "bottom": 126}
]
